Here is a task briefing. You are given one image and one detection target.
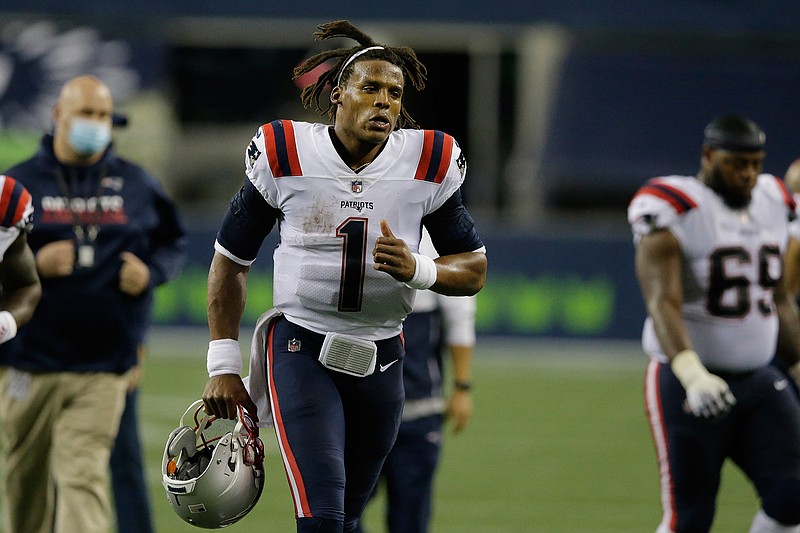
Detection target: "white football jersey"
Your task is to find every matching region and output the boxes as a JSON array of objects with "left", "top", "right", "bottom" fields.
[
  {"left": 241, "top": 120, "right": 467, "bottom": 340},
  {"left": 628, "top": 174, "right": 795, "bottom": 371}
]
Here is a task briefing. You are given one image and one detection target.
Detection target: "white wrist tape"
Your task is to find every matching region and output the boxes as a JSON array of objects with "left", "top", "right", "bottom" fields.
[
  {"left": 0, "top": 311, "right": 17, "bottom": 344},
  {"left": 405, "top": 253, "right": 437, "bottom": 290},
  {"left": 670, "top": 349, "right": 707, "bottom": 386},
  {"left": 207, "top": 338, "right": 242, "bottom": 377}
]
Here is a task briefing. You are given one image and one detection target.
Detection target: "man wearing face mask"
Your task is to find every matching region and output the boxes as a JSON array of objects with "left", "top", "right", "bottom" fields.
[{"left": 0, "top": 75, "right": 186, "bottom": 533}]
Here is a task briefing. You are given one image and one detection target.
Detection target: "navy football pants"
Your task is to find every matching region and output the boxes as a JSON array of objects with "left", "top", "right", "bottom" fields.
[
  {"left": 266, "top": 316, "right": 405, "bottom": 533},
  {"left": 645, "top": 359, "right": 800, "bottom": 532}
]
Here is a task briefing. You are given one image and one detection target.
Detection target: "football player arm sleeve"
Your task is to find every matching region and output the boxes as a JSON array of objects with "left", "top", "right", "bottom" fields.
[
  {"left": 636, "top": 228, "right": 734, "bottom": 418},
  {"left": 216, "top": 179, "right": 280, "bottom": 265},
  {"left": 422, "top": 189, "right": 487, "bottom": 296}
]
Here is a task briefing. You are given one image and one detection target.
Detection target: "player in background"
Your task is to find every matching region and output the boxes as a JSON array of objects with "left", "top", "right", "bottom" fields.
[
  {"left": 356, "top": 228, "right": 476, "bottom": 533},
  {"left": 201, "top": 20, "right": 487, "bottom": 533},
  {"left": 0, "top": 176, "right": 41, "bottom": 344},
  {"left": 781, "top": 158, "right": 800, "bottom": 297},
  {"left": 628, "top": 115, "right": 800, "bottom": 533}
]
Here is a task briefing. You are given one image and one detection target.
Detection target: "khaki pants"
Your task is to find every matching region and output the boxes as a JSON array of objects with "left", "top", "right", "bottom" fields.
[{"left": 0, "top": 368, "right": 127, "bottom": 533}]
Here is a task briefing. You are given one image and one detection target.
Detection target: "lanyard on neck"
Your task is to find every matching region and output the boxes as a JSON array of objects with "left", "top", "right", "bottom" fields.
[{"left": 54, "top": 165, "right": 106, "bottom": 267}]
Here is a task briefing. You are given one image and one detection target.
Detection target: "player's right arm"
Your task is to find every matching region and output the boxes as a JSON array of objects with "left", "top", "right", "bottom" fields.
[
  {"left": 203, "top": 251, "right": 258, "bottom": 421},
  {"left": 203, "top": 175, "right": 281, "bottom": 421},
  {"left": 635, "top": 221, "right": 735, "bottom": 419}
]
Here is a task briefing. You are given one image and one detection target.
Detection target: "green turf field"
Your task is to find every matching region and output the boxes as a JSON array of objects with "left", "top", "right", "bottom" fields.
[{"left": 140, "top": 332, "right": 757, "bottom": 533}]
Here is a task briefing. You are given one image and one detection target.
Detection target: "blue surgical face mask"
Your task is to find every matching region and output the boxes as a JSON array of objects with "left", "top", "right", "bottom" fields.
[{"left": 68, "top": 118, "right": 111, "bottom": 155}]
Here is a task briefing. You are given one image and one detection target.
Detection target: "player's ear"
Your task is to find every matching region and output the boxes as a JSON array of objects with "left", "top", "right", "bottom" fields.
[{"left": 330, "top": 85, "right": 342, "bottom": 105}]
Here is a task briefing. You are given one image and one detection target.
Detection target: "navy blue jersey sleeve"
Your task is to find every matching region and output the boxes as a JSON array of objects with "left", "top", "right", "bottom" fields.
[
  {"left": 216, "top": 179, "right": 280, "bottom": 262},
  {"left": 422, "top": 188, "right": 484, "bottom": 256}
]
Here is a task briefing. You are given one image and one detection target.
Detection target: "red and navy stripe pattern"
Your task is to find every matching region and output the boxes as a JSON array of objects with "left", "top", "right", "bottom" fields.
[
  {"left": 414, "top": 130, "right": 454, "bottom": 184},
  {"left": 262, "top": 120, "right": 302, "bottom": 177},
  {"left": 635, "top": 179, "right": 697, "bottom": 214},
  {"left": 0, "top": 176, "right": 32, "bottom": 229}
]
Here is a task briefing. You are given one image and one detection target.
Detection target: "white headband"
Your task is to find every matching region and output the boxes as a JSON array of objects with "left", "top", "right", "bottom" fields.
[{"left": 337, "top": 46, "right": 385, "bottom": 86}]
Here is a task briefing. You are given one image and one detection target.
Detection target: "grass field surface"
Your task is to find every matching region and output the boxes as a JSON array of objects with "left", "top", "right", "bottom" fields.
[{"left": 139, "top": 330, "right": 757, "bottom": 533}]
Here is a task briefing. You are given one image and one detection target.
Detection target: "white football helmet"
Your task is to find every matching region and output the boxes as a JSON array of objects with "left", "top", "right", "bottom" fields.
[{"left": 162, "top": 400, "right": 265, "bottom": 529}]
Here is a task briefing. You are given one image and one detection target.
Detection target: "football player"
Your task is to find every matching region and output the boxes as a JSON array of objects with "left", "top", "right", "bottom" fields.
[
  {"left": 201, "top": 19, "right": 487, "bottom": 533},
  {"left": 628, "top": 115, "right": 800, "bottom": 533}
]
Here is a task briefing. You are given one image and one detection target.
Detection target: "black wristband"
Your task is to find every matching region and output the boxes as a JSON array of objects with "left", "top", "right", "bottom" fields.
[{"left": 454, "top": 380, "right": 472, "bottom": 391}]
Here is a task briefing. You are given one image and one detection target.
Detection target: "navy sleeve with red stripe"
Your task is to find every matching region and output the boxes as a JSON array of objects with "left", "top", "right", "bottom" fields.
[
  {"left": 422, "top": 189, "right": 483, "bottom": 256},
  {"left": 217, "top": 179, "right": 281, "bottom": 262}
]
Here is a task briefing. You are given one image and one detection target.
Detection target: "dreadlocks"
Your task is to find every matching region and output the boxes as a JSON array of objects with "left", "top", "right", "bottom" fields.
[{"left": 292, "top": 20, "right": 427, "bottom": 129}]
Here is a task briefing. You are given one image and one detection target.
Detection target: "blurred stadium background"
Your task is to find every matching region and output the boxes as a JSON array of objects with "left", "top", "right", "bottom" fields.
[{"left": 0, "top": 2, "right": 797, "bottom": 531}]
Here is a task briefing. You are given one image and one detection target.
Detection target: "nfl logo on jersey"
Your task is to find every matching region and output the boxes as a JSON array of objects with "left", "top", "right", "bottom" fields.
[
  {"left": 351, "top": 180, "right": 362, "bottom": 194},
  {"left": 288, "top": 338, "right": 301, "bottom": 352}
]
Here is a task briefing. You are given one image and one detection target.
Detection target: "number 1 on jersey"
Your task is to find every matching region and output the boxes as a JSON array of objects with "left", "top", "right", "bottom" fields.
[{"left": 337, "top": 217, "right": 368, "bottom": 312}]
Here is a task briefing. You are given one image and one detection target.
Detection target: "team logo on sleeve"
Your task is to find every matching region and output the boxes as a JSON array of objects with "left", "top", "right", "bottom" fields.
[
  {"left": 456, "top": 149, "right": 466, "bottom": 179},
  {"left": 247, "top": 140, "right": 262, "bottom": 168},
  {"left": 351, "top": 180, "right": 363, "bottom": 194}
]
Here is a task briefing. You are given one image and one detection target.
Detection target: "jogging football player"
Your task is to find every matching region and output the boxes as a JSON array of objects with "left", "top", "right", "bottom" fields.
[{"left": 201, "top": 20, "right": 487, "bottom": 533}]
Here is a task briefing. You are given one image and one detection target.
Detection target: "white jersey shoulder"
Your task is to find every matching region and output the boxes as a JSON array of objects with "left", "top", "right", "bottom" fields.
[
  {"left": 627, "top": 175, "right": 701, "bottom": 239},
  {"left": 241, "top": 120, "right": 468, "bottom": 340}
]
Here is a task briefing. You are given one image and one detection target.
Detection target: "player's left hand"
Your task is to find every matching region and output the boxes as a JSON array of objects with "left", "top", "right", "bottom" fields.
[
  {"left": 372, "top": 220, "right": 416, "bottom": 282},
  {"left": 119, "top": 251, "right": 151, "bottom": 296},
  {"left": 446, "top": 389, "right": 473, "bottom": 433}
]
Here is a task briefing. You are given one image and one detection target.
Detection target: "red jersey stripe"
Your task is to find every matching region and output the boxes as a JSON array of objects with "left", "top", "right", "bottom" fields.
[
  {"left": 775, "top": 176, "right": 796, "bottom": 211},
  {"left": 433, "top": 134, "right": 454, "bottom": 184},
  {"left": 414, "top": 130, "right": 436, "bottom": 181},
  {"left": 11, "top": 188, "right": 30, "bottom": 227},
  {"left": 262, "top": 123, "right": 282, "bottom": 178},
  {"left": 636, "top": 182, "right": 697, "bottom": 214},
  {"left": 0, "top": 176, "right": 15, "bottom": 226},
  {"left": 281, "top": 120, "right": 302, "bottom": 176},
  {"left": 262, "top": 120, "right": 303, "bottom": 178}
]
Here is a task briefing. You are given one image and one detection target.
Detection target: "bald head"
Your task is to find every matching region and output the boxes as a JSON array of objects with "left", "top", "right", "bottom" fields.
[
  {"left": 786, "top": 158, "right": 800, "bottom": 195},
  {"left": 53, "top": 75, "right": 113, "bottom": 165}
]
